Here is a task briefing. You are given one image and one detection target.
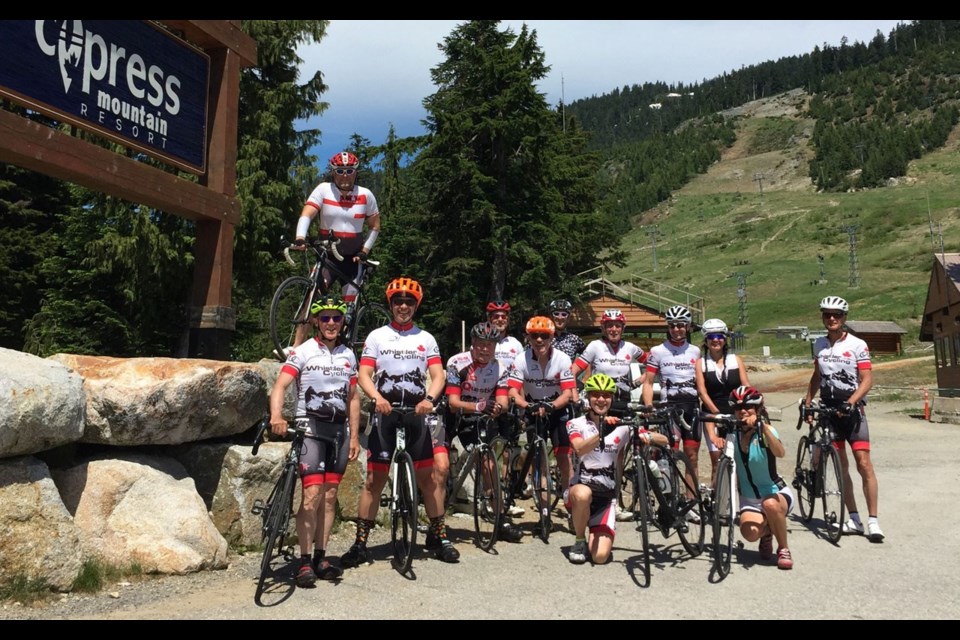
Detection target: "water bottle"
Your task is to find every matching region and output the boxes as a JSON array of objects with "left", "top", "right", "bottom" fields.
[
  {"left": 657, "top": 458, "right": 672, "bottom": 494},
  {"left": 648, "top": 459, "right": 670, "bottom": 494}
]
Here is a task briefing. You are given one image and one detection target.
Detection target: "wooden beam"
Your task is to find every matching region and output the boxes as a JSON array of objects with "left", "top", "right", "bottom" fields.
[
  {"left": 0, "top": 108, "right": 240, "bottom": 225},
  {"left": 158, "top": 20, "right": 257, "bottom": 67}
]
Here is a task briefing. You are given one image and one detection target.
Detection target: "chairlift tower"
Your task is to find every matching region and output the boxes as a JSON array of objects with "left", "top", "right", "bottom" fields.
[
  {"left": 733, "top": 271, "right": 751, "bottom": 327},
  {"left": 646, "top": 226, "right": 661, "bottom": 272},
  {"left": 844, "top": 224, "right": 861, "bottom": 288}
]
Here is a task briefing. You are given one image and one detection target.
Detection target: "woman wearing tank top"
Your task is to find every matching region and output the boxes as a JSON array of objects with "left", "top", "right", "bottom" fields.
[{"left": 694, "top": 318, "right": 751, "bottom": 484}]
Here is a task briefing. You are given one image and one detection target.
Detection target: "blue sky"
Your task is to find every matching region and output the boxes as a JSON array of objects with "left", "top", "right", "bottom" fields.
[{"left": 297, "top": 20, "right": 907, "bottom": 169}]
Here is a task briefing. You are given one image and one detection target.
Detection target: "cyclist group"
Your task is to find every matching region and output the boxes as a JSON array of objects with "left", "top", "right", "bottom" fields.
[{"left": 268, "top": 152, "right": 884, "bottom": 587}]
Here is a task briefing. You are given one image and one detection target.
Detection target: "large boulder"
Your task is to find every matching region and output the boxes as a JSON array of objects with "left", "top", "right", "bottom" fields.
[
  {"left": 0, "top": 456, "right": 84, "bottom": 591},
  {"left": 48, "top": 355, "right": 267, "bottom": 445},
  {"left": 51, "top": 453, "right": 229, "bottom": 574},
  {"left": 0, "top": 348, "right": 84, "bottom": 459}
]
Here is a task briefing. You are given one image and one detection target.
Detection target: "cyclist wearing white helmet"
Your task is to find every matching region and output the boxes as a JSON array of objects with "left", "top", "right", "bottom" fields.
[
  {"left": 642, "top": 305, "right": 704, "bottom": 524},
  {"left": 804, "top": 295, "right": 883, "bottom": 542},
  {"left": 694, "top": 318, "right": 752, "bottom": 484},
  {"left": 294, "top": 151, "right": 382, "bottom": 308}
]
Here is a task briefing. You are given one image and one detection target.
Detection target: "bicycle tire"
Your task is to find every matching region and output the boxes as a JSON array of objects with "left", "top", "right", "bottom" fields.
[
  {"left": 619, "top": 453, "right": 638, "bottom": 512},
  {"left": 473, "top": 446, "right": 502, "bottom": 551},
  {"left": 391, "top": 451, "right": 419, "bottom": 574},
  {"left": 794, "top": 434, "right": 816, "bottom": 522},
  {"left": 348, "top": 301, "right": 390, "bottom": 356},
  {"left": 712, "top": 456, "right": 735, "bottom": 579},
  {"left": 671, "top": 450, "right": 705, "bottom": 556},
  {"left": 645, "top": 447, "right": 672, "bottom": 538},
  {"left": 820, "top": 445, "right": 846, "bottom": 543},
  {"left": 531, "top": 437, "right": 553, "bottom": 543},
  {"left": 268, "top": 275, "right": 316, "bottom": 361},
  {"left": 633, "top": 458, "right": 651, "bottom": 583},
  {"left": 255, "top": 463, "right": 297, "bottom": 602}
]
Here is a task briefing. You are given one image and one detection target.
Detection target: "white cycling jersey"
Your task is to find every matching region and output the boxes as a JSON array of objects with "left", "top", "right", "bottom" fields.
[
  {"left": 495, "top": 335, "right": 524, "bottom": 371},
  {"left": 645, "top": 340, "right": 701, "bottom": 402},
  {"left": 359, "top": 322, "right": 442, "bottom": 405},
  {"left": 573, "top": 339, "right": 647, "bottom": 398},
  {"left": 812, "top": 331, "right": 871, "bottom": 403},
  {"left": 567, "top": 415, "right": 631, "bottom": 498},
  {"left": 304, "top": 182, "right": 379, "bottom": 256},
  {"left": 507, "top": 347, "right": 575, "bottom": 402},
  {"left": 444, "top": 350, "right": 509, "bottom": 404},
  {"left": 282, "top": 337, "right": 357, "bottom": 426}
]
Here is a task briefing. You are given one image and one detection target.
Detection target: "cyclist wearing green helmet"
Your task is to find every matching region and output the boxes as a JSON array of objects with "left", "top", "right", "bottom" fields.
[
  {"left": 269, "top": 293, "right": 360, "bottom": 586},
  {"left": 565, "top": 373, "right": 666, "bottom": 565}
]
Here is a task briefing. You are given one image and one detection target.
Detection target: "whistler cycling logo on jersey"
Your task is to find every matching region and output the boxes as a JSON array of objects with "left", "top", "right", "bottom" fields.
[{"left": 0, "top": 20, "right": 209, "bottom": 172}]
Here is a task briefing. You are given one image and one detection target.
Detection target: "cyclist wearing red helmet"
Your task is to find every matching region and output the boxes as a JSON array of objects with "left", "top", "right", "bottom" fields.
[
  {"left": 486, "top": 299, "right": 523, "bottom": 371},
  {"left": 571, "top": 308, "right": 647, "bottom": 415},
  {"left": 294, "top": 151, "right": 382, "bottom": 307}
]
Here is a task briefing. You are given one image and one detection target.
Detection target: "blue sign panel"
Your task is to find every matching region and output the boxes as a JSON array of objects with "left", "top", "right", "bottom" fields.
[{"left": 0, "top": 20, "right": 209, "bottom": 173}]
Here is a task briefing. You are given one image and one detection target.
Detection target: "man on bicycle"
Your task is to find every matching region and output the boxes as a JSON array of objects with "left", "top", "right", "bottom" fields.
[
  {"left": 641, "top": 304, "right": 703, "bottom": 525},
  {"left": 341, "top": 277, "right": 461, "bottom": 566},
  {"left": 507, "top": 316, "right": 576, "bottom": 517},
  {"left": 293, "top": 151, "right": 381, "bottom": 311},
  {"left": 803, "top": 295, "right": 883, "bottom": 542},
  {"left": 486, "top": 299, "right": 524, "bottom": 371},
  {"left": 443, "top": 321, "right": 523, "bottom": 543},
  {"left": 269, "top": 294, "right": 361, "bottom": 586},
  {"left": 566, "top": 373, "right": 668, "bottom": 564}
]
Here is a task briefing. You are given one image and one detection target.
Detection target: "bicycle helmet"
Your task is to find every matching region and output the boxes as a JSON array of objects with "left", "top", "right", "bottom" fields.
[
  {"left": 583, "top": 373, "right": 617, "bottom": 394},
  {"left": 549, "top": 299, "right": 573, "bottom": 313},
  {"left": 486, "top": 299, "right": 511, "bottom": 313},
  {"left": 601, "top": 308, "right": 626, "bottom": 325},
  {"left": 311, "top": 294, "right": 347, "bottom": 316},
  {"left": 819, "top": 296, "right": 849, "bottom": 313},
  {"left": 385, "top": 277, "right": 423, "bottom": 305},
  {"left": 729, "top": 385, "right": 764, "bottom": 407},
  {"left": 329, "top": 151, "right": 360, "bottom": 170},
  {"left": 664, "top": 305, "right": 692, "bottom": 323},
  {"left": 525, "top": 316, "right": 556, "bottom": 335},
  {"left": 470, "top": 321, "right": 502, "bottom": 342},
  {"left": 701, "top": 318, "right": 728, "bottom": 335}
]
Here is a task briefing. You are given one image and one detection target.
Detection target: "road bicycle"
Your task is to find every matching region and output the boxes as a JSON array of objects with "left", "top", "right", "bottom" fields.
[
  {"left": 502, "top": 402, "right": 559, "bottom": 543},
  {"left": 443, "top": 412, "right": 504, "bottom": 552},
  {"left": 699, "top": 411, "right": 742, "bottom": 580},
  {"left": 268, "top": 234, "right": 390, "bottom": 360},
  {"left": 618, "top": 402, "right": 706, "bottom": 581},
  {"left": 793, "top": 401, "right": 846, "bottom": 543},
  {"left": 250, "top": 414, "right": 341, "bottom": 604}
]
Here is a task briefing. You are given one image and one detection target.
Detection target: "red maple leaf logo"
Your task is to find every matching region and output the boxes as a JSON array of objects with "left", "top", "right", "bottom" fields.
[
  {"left": 625, "top": 354, "right": 631, "bottom": 361},
  {"left": 843, "top": 351, "right": 852, "bottom": 358},
  {"left": 344, "top": 362, "right": 351, "bottom": 369},
  {"left": 417, "top": 344, "right": 426, "bottom": 352},
  {"left": 613, "top": 436, "right": 621, "bottom": 445}
]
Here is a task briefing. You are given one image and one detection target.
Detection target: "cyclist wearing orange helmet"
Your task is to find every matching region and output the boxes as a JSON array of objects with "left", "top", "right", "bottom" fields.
[
  {"left": 507, "top": 316, "right": 577, "bottom": 504},
  {"left": 294, "top": 151, "right": 382, "bottom": 307},
  {"left": 341, "top": 277, "right": 461, "bottom": 565}
]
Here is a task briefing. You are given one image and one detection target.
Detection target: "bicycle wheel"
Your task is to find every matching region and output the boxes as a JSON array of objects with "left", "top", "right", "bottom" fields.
[
  {"left": 472, "top": 446, "right": 502, "bottom": 551},
  {"left": 632, "top": 458, "right": 651, "bottom": 582},
  {"left": 820, "top": 445, "right": 846, "bottom": 543},
  {"left": 268, "top": 275, "right": 315, "bottom": 360},
  {"left": 391, "top": 451, "right": 419, "bottom": 574},
  {"left": 712, "top": 457, "right": 735, "bottom": 579},
  {"left": 671, "top": 450, "right": 705, "bottom": 556},
  {"left": 531, "top": 438, "right": 554, "bottom": 543},
  {"left": 348, "top": 301, "right": 390, "bottom": 356},
  {"left": 255, "top": 463, "right": 297, "bottom": 601},
  {"left": 619, "top": 453, "right": 638, "bottom": 512},
  {"left": 794, "top": 435, "right": 816, "bottom": 522}
]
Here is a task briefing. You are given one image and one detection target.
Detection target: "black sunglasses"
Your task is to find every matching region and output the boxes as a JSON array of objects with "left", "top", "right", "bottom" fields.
[
  {"left": 821, "top": 311, "right": 845, "bottom": 319},
  {"left": 391, "top": 296, "right": 417, "bottom": 306},
  {"left": 732, "top": 403, "right": 755, "bottom": 411},
  {"left": 318, "top": 314, "right": 343, "bottom": 323},
  {"left": 529, "top": 333, "right": 552, "bottom": 341}
]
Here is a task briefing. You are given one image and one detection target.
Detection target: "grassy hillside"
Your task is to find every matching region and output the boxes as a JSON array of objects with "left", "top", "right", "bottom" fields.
[{"left": 604, "top": 89, "right": 960, "bottom": 360}]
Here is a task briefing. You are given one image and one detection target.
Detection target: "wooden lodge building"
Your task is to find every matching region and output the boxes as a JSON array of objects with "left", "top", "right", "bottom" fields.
[{"left": 920, "top": 253, "right": 960, "bottom": 396}]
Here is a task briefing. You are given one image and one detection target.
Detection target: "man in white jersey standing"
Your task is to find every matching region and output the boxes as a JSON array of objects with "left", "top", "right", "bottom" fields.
[
  {"left": 269, "top": 294, "right": 361, "bottom": 586},
  {"left": 641, "top": 305, "right": 704, "bottom": 524},
  {"left": 803, "top": 296, "right": 883, "bottom": 542},
  {"left": 340, "top": 277, "right": 461, "bottom": 566}
]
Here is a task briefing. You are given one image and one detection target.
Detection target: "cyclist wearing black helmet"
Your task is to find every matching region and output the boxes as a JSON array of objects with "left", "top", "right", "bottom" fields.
[
  {"left": 549, "top": 299, "right": 586, "bottom": 362},
  {"left": 804, "top": 295, "right": 883, "bottom": 542},
  {"left": 268, "top": 294, "right": 360, "bottom": 586},
  {"left": 642, "top": 304, "right": 704, "bottom": 526},
  {"left": 442, "top": 321, "right": 522, "bottom": 542}
]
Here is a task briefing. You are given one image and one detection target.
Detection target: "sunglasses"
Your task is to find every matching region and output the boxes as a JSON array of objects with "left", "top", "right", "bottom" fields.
[
  {"left": 667, "top": 322, "right": 688, "bottom": 329},
  {"left": 334, "top": 168, "right": 356, "bottom": 176},
  {"left": 489, "top": 312, "right": 509, "bottom": 320},
  {"left": 551, "top": 311, "right": 569, "bottom": 319},
  {"left": 529, "top": 333, "right": 552, "bottom": 341},
  {"left": 391, "top": 297, "right": 417, "bottom": 307},
  {"left": 821, "top": 311, "right": 845, "bottom": 319},
  {"left": 732, "top": 404, "right": 755, "bottom": 411},
  {"left": 706, "top": 333, "right": 726, "bottom": 341},
  {"left": 318, "top": 314, "right": 344, "bottom": 323},
  {"left": 604, "top": 322, "right": 625, "bottom": 329}
]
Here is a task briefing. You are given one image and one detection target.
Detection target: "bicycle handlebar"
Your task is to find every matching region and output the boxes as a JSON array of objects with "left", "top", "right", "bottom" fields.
[{"left": 796, "top": 401, "right": 849, "bottom": 430}]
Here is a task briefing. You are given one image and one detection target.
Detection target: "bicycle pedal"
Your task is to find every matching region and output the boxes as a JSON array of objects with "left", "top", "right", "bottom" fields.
[
  {"left": 379, "top": 495, "right": 390, "bottom": 508},
  {"left": 251, "top": 499, "right": 265, "bottom": 515}
]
